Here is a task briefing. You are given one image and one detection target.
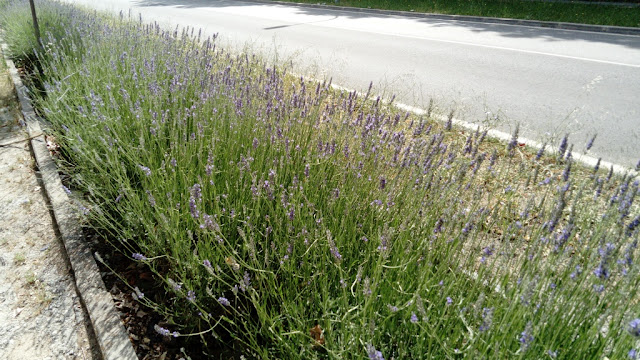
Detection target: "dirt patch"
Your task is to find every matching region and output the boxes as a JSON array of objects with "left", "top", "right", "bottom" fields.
[{"left": 0, "top": 66, "right": 100, "bottom": 359}]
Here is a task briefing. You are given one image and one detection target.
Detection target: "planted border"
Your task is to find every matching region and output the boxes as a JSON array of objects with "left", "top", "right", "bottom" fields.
[{"left": 2, "top": 0, "right": 640, "bottom": 358}]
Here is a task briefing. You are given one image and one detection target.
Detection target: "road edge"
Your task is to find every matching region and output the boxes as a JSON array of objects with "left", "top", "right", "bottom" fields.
[
  {"left": 325, "top": 82, "right": 638, "bottom": 176},
  {"left": 257, "top": 0, "right": 640, "bottom": 36},
  {"left": 1, "top": 43, "right": 139, "bottom": 360}
]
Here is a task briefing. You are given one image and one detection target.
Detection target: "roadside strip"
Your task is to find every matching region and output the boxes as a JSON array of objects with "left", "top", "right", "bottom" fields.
[
  {"left": 326, "top": 81, "right": 636, "bottom": 176},
  {"left": 1, "top": 41, "right": 138, "bottom": 360}
]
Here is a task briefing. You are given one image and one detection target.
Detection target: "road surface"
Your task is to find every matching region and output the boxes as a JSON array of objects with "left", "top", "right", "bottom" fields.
[{"left": 65, "top": 0, "right": 640, "bottom": 167}]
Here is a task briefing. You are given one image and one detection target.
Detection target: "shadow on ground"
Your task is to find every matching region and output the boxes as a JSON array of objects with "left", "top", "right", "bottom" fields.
[{"left": 131, "top": 0, "right": 640, "bottom": 49}]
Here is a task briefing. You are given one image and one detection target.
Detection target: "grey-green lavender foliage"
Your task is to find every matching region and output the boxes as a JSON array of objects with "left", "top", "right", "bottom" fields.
[{"left": 2, "top": 0, "right": 639, "bottom": 358}]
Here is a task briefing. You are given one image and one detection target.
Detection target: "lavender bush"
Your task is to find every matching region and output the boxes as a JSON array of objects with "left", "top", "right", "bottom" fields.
[{"left": 2, "top": 1, "right": 639, "bottom": 358}]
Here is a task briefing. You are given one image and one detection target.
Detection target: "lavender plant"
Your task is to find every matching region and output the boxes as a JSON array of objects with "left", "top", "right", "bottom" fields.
[{"left": 2, "top": 1, "right": 639, "bottom": 358}]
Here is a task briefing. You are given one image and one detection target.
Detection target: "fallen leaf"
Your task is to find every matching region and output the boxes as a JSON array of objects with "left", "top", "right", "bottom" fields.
[
  {"left": 225, "top": 257, "right": 240, "bottom": 271},
  {"left": 310, "top": 324, "right": 325, "bottom": 348}
]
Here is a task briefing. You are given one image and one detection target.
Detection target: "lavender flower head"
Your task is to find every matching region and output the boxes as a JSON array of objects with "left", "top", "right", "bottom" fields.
[
  {"left": 366, "top": 344, "right": 385, "bottom": 360},
  {"left": 327, "top": 230, "right": 342, "bottom": 261},
  {"left": 507, "top": 124, "right": 519, "bottom": 153},
  {"left": 519, "top": 322, "right": 534, "bottom": 351},
  {"left": 167, "top": 278, "right": 182, "bottom": 292},
  {"left": 536, "top": 143, "right": 546, "bottom": 160},
  {"left": 558, "top": 134, "right": 569, "bottom": 159},
  {"left": 132, "top": 286, "right": 144, "bottom": 300},
  {"left": 191, "top": 183, "right": 202, "bottom": 202},
  {"left": 628, "top": 216, "right": 640, "bottom": 236},
  {"left": 154, "top": 324, "right": 171, "bottom": 337},
  {"left": 239, "top": 271, "right": 251, "bottom": 292},
  {"left": 218, "top": 297, "right": 230, "bottom": 307},
  {"left": 628, "top": 318, "right": 640, "bottom": 337},
  {"left": 586, "top": 134, "right": 596, "bottom": 151},
  {"left": 132, "top": 252, "right": 147, "bottom": 261},
  {"left": 189, "top": 196, "right": 199, "bottom": 219},
  {"left": 479, "top": 307, "right": 493, "bottom": 332},
  {"left": 410, "top": 312, "right": 419, "bottom": 323},
  {"left": 138, "top": 164, "right": 151, "bottom": 177},
  {"left": 154, "top": 324, "right": 179, "bottom": 338}
]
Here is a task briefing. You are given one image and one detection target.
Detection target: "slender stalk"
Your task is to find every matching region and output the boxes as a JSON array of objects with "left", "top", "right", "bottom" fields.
[{"left": 28, "top": 0, "right": 42, "bottom": 49}]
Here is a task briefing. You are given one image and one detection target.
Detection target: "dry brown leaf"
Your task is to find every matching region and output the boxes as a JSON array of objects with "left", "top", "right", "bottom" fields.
[
  {"left": 310, "top": 324, "right": 325, "bottom": 348},
  {"left": 225, "top": 256, "right": 240, "bottom": 271}
]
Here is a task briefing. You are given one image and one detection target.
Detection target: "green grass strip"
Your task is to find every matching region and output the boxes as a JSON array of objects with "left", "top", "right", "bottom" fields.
[{"left": 273, "top": 0, "right": 640, "bottom": 28}]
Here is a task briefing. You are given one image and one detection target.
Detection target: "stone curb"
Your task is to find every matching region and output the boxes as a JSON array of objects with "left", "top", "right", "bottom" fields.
[
  {"left": 256, "top": 0, "right": 640, "bottom": 36},
  {"left": 1, "top": 45, "right": 138, "bottom": 360}
]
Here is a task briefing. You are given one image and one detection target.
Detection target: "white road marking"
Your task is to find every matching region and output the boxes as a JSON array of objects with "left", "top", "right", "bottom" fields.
[{"left": 311, "top": 22, "right": 640, "bottom": 68}]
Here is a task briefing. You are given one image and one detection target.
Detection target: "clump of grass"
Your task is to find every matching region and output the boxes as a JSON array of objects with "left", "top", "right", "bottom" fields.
[
  {"left": 13, "top": 252, "right": 25, "bottom": 265},
  {"left": 3, "top": 0, "right": 640, "bottom": 358}
]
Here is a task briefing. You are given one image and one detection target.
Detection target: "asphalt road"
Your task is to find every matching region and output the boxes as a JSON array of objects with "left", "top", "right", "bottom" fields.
[{"left": 64, "top": 0, "right": 640, "bottom": 167}]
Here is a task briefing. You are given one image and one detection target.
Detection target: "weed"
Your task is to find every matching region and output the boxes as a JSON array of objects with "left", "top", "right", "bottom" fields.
[
  {"left": 13, "top": 252, "right": 25, "bottom": 265},
  {"left": 25, "top": 270, "right": 37, "bottom": 285}
]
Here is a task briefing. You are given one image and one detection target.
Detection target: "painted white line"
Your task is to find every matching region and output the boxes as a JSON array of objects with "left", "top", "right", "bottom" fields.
[
  {"left": 312, "top": 23, "right": 640, "bottom": 68},
  {"left": 130, "top": 0, "right": 640, "bottom": 68}
]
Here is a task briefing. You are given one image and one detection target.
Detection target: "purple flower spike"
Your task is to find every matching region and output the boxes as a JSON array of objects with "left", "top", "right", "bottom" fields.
[
  {"left": 629, "top": 318, "right": 640, "bottom": 337},
  {"left": 154, "top": 325, "right": 170, "bottom": 337},
  {"left": 132, "top": 253, "right": 147, "bottom": 261},
  {"left": 138, "top": 164, "right": 151, "bottom": 177},
  {"left": 410, "top": 312, "right": 419, "bottom": 323},
  {"left": 191, "top": 183, "right": 202, "bottom": 202},
  {"left": 586, "top": 135, "right": 596, "bottom": 150},
  {"left": 189, "top": 196, "right": 199, "bottom": 219},
  {"left": 507, "top": 124, "right": 519, "bottom": 153},
  {"left": 536, "top": 143, "right": 546, "bottom": 160},
  {"left": 366, "top": 344, "right": 385, "bottom": 360},
  {"left": 218, "top": 297, "right": 230, "bottom": 306},
  {"left": 558, "top": 134, "right": 569, "bottom": 158},
  {"left": 519, "top": 322, "right": 534, "bottom": 351}
]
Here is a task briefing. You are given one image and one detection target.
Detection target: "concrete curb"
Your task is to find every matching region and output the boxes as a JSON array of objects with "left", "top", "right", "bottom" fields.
[
  {"left": 1, "top": 46, "right": 138, "bottom": 360},
  {"left": 257, "top": 0, "right": 640, "bottom": 36}
]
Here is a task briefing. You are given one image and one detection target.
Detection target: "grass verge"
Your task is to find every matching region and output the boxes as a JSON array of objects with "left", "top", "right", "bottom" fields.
[
  {"left": 2, "top": 0, "right": 640, "bottom": 358},
  {"left": 273, "top": 0, "right": 640, "bottom": 28}
]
